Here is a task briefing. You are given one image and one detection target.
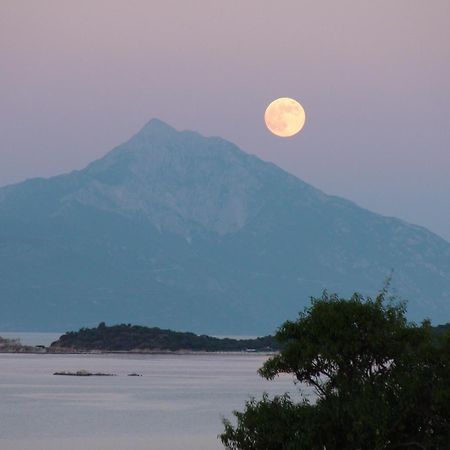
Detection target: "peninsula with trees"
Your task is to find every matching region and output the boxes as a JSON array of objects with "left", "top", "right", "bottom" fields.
[{"left": 49, "top": 323, "right": 279, "bottom": 353}]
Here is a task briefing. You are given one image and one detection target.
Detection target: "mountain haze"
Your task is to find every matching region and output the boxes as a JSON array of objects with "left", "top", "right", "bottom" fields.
[{"left": 1, "top": 120, "right": 449, "bottom": 333}]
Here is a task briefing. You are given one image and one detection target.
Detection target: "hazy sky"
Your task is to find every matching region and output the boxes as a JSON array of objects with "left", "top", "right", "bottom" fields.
[{"left": 1, "top": 0, "right": 449, "bottom": 240}]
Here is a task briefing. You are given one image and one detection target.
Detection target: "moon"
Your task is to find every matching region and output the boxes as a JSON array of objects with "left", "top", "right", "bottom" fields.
[{"left": 264, "top": 97, "right": 306, "bottom": 137}]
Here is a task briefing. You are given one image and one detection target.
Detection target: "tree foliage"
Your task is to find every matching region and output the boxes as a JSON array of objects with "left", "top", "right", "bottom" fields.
[{"left": 221, "top": 292, "right": 450, "bottom": 449}]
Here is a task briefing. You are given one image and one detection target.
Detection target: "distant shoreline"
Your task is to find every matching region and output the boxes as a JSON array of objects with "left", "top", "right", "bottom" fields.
[
  {"left": 0, "top": 348, "right": 277, "bottom": 356},
  {"left": 48, "top": 323, "right": 280, "bottom": 353},
  {"left": 1, "top": 323, "right": 279, "bottom": 355}
]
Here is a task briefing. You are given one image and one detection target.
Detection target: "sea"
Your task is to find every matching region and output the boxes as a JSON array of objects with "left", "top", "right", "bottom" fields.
[{"left": 0, "top": 332, "right": 310, "bottom": 450}]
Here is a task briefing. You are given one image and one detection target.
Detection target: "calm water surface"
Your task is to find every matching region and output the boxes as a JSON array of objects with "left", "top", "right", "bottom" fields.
[{"left": 0, "top": 350, "right": 309, "bottom": 450}]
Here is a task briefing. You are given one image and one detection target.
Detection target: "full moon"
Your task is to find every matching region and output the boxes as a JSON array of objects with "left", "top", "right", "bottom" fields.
[{"left": 264, "top": 97, "right": 306, "bottom": 137}]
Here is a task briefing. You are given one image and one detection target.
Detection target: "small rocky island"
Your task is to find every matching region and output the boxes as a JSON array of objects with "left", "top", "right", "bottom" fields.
[
  {"left": 54, "top": 369, "right": 115, "bottom": 376},
  {"left": 50, "top": 322, "right": 279, "bottom": 353}
]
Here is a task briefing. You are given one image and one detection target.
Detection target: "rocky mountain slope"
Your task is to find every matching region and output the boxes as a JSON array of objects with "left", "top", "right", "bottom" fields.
[{"left": 1, "top": 119, "right": 449, "bottom": 333}]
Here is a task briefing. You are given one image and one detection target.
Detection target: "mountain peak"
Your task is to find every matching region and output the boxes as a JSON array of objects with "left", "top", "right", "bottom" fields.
[{"left": 138, "top": 118, "right": 177, "bottom": 137}]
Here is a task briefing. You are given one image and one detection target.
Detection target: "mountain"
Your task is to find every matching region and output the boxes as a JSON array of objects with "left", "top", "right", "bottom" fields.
[{"left": 0, "top": 119, "right": 449, "bottom": 334}]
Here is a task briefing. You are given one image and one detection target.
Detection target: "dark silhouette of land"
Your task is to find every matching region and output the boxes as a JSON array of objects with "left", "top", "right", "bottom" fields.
[{"left": 49, "top": 322, "right": 279, "bottom": 352}]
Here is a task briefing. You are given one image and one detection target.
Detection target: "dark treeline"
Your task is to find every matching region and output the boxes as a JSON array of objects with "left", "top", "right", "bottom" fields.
[
  {"left": 49, "top": 321, "right": 450, "bottom": 353},
  {"left": 50, "top": 322, "right": 279, "bottom": 352},
  {"left": 431, "top": 322, "right": 450, "bottom": 337}
]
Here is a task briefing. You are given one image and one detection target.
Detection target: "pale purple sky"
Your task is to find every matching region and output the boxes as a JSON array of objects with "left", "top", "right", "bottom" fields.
[{"left": 1, "top": 0, "right": 449, "bottom": 240}]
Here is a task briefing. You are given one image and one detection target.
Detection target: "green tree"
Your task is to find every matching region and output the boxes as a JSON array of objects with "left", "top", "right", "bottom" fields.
[{"left": 220, "top": 292, "right": 450, "bottom": 449}]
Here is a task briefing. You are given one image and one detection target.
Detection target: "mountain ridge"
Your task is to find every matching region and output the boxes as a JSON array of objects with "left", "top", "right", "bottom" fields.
[{"left": 0, "top": 119, "right": 449, "bottom": 333}]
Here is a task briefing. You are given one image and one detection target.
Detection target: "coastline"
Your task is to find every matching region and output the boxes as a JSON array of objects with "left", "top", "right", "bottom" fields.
[
  {"left": 0, "top": 327, "right": 279, "bottom": 355},
  {"left": 0, "top": 348, "right": 277, "bottom": 356}
]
